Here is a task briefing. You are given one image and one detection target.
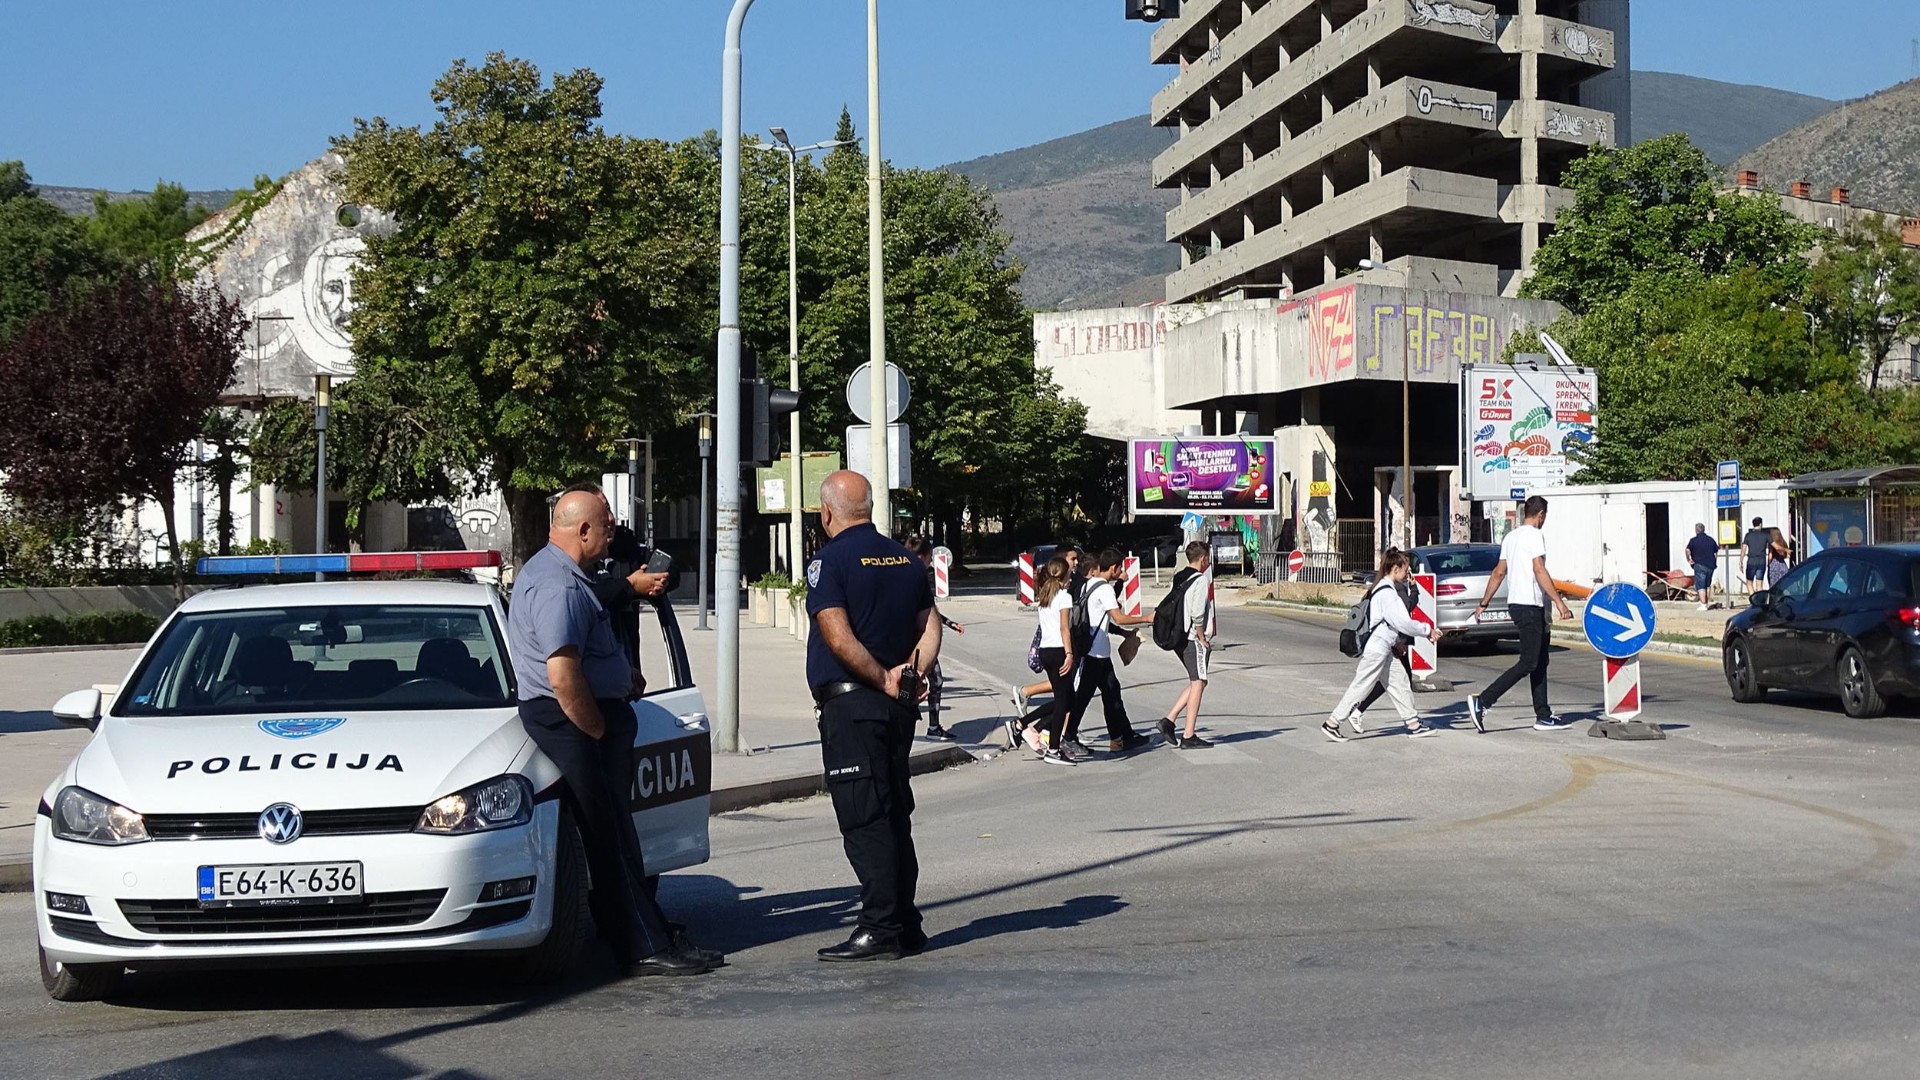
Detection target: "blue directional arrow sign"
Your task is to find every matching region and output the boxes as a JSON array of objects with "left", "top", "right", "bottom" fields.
[{"left": 1584, "top": 582, "right": 1657, "bottom": 659}]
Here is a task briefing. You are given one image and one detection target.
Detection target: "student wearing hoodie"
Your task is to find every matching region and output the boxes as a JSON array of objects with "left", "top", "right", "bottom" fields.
[{"left": 1324, "top": 548, "right": 1438, "bottom": 741}]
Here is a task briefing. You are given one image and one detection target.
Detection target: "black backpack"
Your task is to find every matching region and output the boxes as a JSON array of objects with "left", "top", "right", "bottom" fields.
[
  {"left": 1066, "top": 580, "right": 1095, "bottom": 655},
  {"left": 1337, "top": 583, "right": 1392, "bottom": 658},
  {"left": 1152, "top": 568, "right": 1199, "bottom": 651}
]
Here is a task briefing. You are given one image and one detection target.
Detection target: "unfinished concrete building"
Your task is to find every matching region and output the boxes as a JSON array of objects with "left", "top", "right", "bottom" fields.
[{"left": 1148, "top": 0, "right": 1629, "bottom": 301}]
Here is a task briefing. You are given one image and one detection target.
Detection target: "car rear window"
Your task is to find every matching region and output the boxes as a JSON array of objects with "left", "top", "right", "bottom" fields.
[
  {"left": 1424, "top": 549, "right": 1501, "bottom": 574},
  {"left": 118, "top": 604, "right": 513, "bottom": 717}
]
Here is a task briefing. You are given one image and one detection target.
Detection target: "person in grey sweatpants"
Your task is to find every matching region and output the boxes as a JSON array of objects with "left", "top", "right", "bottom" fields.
[{"left": 1324, "top": 548, "right": 1437, "bottom": 741}]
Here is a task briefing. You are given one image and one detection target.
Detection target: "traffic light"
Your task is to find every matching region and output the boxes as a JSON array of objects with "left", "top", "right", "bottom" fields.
[
  {"left": 1125, "top": 0, "right": 1179, "bottom": 21},
  {"left": 740, "top": 378, "right": 803, "bottom": 467}
]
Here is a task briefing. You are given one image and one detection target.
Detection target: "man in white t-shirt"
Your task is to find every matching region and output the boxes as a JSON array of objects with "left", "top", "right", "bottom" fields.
[
  {"left": 1063, "top": 549, "right": 1157, "bottom": 755},
  {"left": 1468, "top": 496, "right": 1576, "bottom": 732}
]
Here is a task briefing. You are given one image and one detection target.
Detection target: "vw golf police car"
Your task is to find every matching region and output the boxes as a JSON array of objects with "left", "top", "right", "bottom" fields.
[{"left": 33, "top": 551, "right": 712, "bottom": 1001}]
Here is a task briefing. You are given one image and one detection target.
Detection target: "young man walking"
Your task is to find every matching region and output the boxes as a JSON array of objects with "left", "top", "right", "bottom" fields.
[
  {"left": 1685, "top": 523, "right": 1720, "bottom": 611},
  {"left": 1741, "top": 516, "right": 1771, "bottom": 596},
  {"left": 1466, "top": 497, "right": 1575, "bottom": 732},
  {"left": 1064, "top": 549, "right": 1155, "bottom": 755},
  {"left": 1157, "top": 542, "right": 1215, "bottom": 749}
]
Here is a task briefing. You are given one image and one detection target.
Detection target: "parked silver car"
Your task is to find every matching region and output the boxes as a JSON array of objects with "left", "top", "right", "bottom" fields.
[{"left": 1411, "top": 544, "right": 1516, "bottom": 643}]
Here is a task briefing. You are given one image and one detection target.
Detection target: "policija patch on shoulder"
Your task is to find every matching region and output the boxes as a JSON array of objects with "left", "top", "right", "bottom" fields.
[{"left": 807, "top": 559, "right": 822, "bottom": 588}]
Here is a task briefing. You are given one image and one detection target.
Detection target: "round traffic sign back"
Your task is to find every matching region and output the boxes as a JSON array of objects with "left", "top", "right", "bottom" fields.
[{"left": 846, "top": 362, "right": 910, "bottom": 424}]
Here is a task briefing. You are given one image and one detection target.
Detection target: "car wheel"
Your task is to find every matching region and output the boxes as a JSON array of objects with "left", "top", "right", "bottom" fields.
[
  {"left": 1724, "top": 637, "right": 1767, "bottom": 703},
  {"left": 1838, "top": 647, "right": 1887, "bottom": 719},
  {"left": 39, "top": 944, "right": 123, "bottom": 1003},
  {"left": 509, "top": 808, "right": 589, "bottom": 985}
]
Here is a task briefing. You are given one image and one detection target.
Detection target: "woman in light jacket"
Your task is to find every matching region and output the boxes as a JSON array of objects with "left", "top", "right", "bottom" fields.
[{"left": 1324, "top": 548, "right": 1438, "bottom": 741}]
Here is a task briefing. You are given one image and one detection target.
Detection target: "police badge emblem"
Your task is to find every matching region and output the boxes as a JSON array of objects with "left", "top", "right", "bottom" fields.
[{"left": 807, "top": 559, "right": 822, "bottom": 588}]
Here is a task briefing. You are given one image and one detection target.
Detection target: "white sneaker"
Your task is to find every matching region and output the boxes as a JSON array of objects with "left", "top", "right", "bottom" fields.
[
  {"left": 1349, "top": 710, "right": 1366, "bottom": 734},
  {"left": 1697, "top": 603, "right": 1708, "bottom": 611},
  {"left": 1013, "top": 690, "right": 1029, "bottom": 716}
]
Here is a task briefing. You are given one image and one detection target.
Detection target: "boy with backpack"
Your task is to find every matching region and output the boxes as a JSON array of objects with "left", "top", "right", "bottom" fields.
[
  {"left": 1062, "top": 549, "right": 1157, "bottom": 756},
  {"left": 1153, "top": 542, "right": 1215, "bottom": 749}
]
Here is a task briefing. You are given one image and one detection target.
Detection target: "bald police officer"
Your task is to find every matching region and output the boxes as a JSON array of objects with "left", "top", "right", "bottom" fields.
[
  {"left": 508, "top": 491, "right": 713, "bottom": 977},
  {"left": 806, "top": 471, "right": 943, "bottom": 961}
]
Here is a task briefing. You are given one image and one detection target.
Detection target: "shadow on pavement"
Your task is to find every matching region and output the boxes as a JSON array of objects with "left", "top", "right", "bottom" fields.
[
  {"left": 0, "top": 710, "right": 61, "bottom": 734},
  {"left": 923, "top": 894, "right": 1126, "bottom": 952}
]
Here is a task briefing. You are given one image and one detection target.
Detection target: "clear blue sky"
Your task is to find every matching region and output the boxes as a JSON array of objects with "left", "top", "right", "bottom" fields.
[{"left": 3, "top": 0, "right": 1916, "bottom": 192}]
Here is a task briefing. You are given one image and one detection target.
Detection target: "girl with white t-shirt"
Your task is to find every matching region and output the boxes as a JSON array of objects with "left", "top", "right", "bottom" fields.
[{"left": 1022, "top": 556, "right": 1081, "bottom": 765}]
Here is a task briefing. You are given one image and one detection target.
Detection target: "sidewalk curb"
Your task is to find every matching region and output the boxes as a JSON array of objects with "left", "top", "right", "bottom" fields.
[
  {"left": 0, "top": 643, "right": 144, "bottom": 657},
  {"left": 0, "top": 747, "right": 989, "bottom": 892},
  {"left": 708, "top": 744, "right": 980, "bottom": 815},
  {"left": 1244, "top": 599, "right": 1726, "bottom": 661}
]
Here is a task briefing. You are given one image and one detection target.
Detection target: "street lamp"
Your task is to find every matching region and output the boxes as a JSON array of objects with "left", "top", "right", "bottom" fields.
[
  {"left": 313, "top": 373, "right": 331, "bottom": 581},
  {"left": 752, "top": 128, "right": 858, "bottom": 581}
]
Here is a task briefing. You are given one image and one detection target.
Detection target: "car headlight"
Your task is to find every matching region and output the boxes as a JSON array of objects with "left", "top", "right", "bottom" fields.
[
  {"left": 416, "top": 775, "right": 532, "bottom": 834},
  {"left": 52, "top": 787, "right": 149, "bottom": 846}
]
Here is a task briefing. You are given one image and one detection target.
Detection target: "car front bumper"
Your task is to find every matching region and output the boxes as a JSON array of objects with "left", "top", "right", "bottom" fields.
[{"left": 34, "top": 802, "right": 560, "bottom": 967}]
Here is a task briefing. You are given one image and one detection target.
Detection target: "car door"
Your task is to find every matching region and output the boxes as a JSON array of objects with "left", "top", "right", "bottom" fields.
[
  {"left": 1747, "top": 559, "right": 1826, "bottom": 687},
  {"left": 627, "top": 596, "right": 712, "bottom": 874},
  {"left": 1793, "top": 558, "right": 1879, "bottom": 685}
]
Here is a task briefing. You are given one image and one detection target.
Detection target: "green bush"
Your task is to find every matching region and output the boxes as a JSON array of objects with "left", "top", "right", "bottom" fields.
[
  {"left": 0, "top": 610, "right": 161, "bottom": 649},
  {"left": 752, "top": 572, "right": 792, "bottom": 591}
]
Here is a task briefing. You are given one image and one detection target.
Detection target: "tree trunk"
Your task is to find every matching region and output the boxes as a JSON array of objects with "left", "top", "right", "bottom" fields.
[
  {"left": 158, "top": 488, "right": 184, "bottom": 604},
  {"left": 506, "top": 486, "right": 549, "bottom": 569},
  {"left": 214, "top": 443, "right": 235, "bottom": 556}
]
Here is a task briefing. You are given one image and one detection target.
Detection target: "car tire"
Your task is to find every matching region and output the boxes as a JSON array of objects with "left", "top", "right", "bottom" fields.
[
  {"left": 509, "top": 808, "right": 589, "bottom": 985},
  {"left": 39, "top": 944, "right": 123, "bottom": 1003},
  {"left": 1838, "top": 646, "right": 1887, "bottom": 719},
  {"left": 1724, "top": 637, "right": 1768, "bottom": 703}
]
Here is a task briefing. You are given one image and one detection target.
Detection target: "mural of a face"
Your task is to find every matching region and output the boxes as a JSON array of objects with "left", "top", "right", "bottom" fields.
[
  {"left": 253, "top": 235, "right": 365, "bottom": 377},
  {"left": 305, "top": 239, "right": 359, "bottom": 351}
]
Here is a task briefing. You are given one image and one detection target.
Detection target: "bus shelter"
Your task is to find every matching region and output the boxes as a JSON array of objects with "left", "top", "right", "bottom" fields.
[{"left": 1784, "top": 466, "right": 1920, "bottom": 555}]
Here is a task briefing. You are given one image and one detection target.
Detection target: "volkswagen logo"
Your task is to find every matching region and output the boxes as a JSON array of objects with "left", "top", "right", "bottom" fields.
[{"left": 258, "top": 803, "right": 304, "bottom": 845}]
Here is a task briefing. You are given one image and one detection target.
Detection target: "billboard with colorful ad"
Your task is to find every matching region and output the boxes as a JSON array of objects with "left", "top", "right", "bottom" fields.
[
  {"left": 1460, "top": 363, "right": 1599, "bottom": 501},
  {"left": 1130, "top": 437, "right": 1279, "bottom": 515}
]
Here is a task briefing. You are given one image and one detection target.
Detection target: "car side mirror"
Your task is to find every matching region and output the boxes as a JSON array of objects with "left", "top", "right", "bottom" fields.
[
  {"left": 52, "top": 688, "right": 102, "bottom": 731},
  {"left": 1751, "top": 591, "right": 1773, "bottom": 610}
]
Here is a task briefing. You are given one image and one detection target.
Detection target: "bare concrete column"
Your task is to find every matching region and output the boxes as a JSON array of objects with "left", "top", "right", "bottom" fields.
[
  {"left": 1367, "top": 136, "right": 1382, "bottom": 182},
  {"left": 1322, "top": 163, "right": 1335, "bottom": 203},
  {"left": 1280, "top": 259, "right": 1295, "bottom": 293},
  {"left": 1181, "top": 177, "right": 1191, "bottom": 206},
  {"left": 1211, "top": 226, "right": 1223, "bottom": 255},
  {"left": 1323, "top": 244, "right": 1337, "bottom": 282},
  {"left": 1369, "top": 226, "right": 1385, "bottom": 265},
  {"left": 1367, "top": 51, "right": 1382, "bottom": 95},
  {"left": 1280, "top": 179, "right": 1293, "bottom": 223},
  {"left": 1523, "top": 222, "right": 1541, "bottom": 267}
]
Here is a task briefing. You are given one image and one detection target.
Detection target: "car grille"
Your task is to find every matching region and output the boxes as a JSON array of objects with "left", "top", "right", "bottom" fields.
[
  {"left": 118, "top": 890, "right": 446, "bottom": 934},
  {"left": 144, "top": 806, "right": 421, "bottom": 841},
  {"left": 51, "top": 899, "right": 530, "bottom": 947}
]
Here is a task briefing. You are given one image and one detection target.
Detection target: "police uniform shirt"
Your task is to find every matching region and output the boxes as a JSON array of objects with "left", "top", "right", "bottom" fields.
[
  {"left": 805, "top": 523, "right": 934, "bottom": 689},
  {"left": 507, "top": 543, "right": 632, "bottom": 701}
]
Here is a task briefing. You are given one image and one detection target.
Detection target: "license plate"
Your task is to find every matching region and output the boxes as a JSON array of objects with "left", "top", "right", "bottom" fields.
[
  {"left": 1479, "top": 611, "right": 1512, "bottom": 622},
  {"left": 197, "top": 862, "right": 363, "bottom": 907}
]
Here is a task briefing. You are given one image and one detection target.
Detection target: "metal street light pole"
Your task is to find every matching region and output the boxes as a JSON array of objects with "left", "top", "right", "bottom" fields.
[
  {"left": 314, "top": 374, "right": 330, "bottom": 581},
  {"left": 715, "top": 0, "right": 756, "bottom": 754},
  {"left": 1403, "top": 315, "right": 1413, "bottom": 551},
  {"left": 757, "top": 129, "right": 857, "bottom": 580},
  {"left": 867, "top": 0, "right": 890, "bottom": 532},
  {"left": 697, "top": 413, "right": 714, "bottom": 632}
]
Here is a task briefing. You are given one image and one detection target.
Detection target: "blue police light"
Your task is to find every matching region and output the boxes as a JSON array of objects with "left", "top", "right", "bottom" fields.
[{"left": 196, "top": 552, "right": 503, "bottom": 576}]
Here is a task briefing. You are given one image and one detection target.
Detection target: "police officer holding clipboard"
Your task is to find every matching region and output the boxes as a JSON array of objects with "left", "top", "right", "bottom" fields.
[{"left": 805, "top": 471, "right": 943, "bottom": 962}]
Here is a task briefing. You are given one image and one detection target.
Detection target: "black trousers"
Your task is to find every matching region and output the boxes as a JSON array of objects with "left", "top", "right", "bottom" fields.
[
  {"left": 518, "top": 695, "right": 672, "bottom": 963},
  {"left": 1480, "top": 604, "right": 1552, "bottom": 721},
  {"left": 819, "top": 687, "right": 921, "bottom": 938},
  {"left": 1066, "top": 655, "right": 1130, "bottom": 742},
  {"left": 1036, "top": 647, "right": 1074, "bottom": 748}
]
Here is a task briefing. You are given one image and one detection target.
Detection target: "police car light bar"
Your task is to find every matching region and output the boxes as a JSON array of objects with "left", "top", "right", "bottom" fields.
[{"left": 196, "top": 551, "right": 504, "bottom": 576}]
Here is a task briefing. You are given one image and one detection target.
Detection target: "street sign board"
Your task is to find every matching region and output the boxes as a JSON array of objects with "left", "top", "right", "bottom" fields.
[
  {"left": 1461, "top": 362, "right": 1598, "bottom": 501},
  {"left": 753, "top": 452, "right": 840, "bottom": 514},
  {"left": 847, "top": 423, "right": 911, "bottom": 489},
  {"left": 1129, "top": 436, "right": 1278, "bottom": 515},
  {"left": 846, "top": 362, "right": 909, "bottom": 424},
  {"left": 1286, "top": 549, "right": 1305, "bottom": 577},
  {"left": 1583, "top": 582, "right": 1657, "bottom": 659},
  {"left": 1716, "top": 460, "right": 1741, "bottom": 509}
]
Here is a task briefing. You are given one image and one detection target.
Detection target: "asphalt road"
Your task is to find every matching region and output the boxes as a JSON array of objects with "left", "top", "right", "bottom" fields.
[{"left": 6, "top": 597, "right": 1920, "bottom": 1079}]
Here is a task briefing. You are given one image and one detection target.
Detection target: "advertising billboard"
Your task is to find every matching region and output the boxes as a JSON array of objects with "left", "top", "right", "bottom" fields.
[
  {"left": 1130, "top": 437, "right": 1278, "bottom": 515},
  {"left": 1461, "top": 363, "right": 1599, "bottom": 501}
]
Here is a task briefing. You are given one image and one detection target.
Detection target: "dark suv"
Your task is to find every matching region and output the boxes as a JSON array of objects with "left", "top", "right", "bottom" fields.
[{"left": 1722, "top": 545, "right": 1920, "bottom": 717}]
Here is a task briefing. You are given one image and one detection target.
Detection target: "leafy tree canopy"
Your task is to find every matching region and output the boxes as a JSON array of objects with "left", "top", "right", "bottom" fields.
[
  {"left": 1805, "top": 216, "right": 1920, "bottom": 392},
  {"left": 87, "top": 181, "right": 213, "bottom": 278},
  {"left": 0, "top": 162, "right": 115, "bottom": 345}
]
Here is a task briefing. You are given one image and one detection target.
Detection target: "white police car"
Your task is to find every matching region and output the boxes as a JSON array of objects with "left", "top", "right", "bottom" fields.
[{"left": 32, "top": 553, "right": 711, "bottom": 1001}]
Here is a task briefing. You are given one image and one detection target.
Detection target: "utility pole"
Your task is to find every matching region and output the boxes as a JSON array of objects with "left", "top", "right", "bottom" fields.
[
  {"left": 314, "top": 374, "right": 331, "bottom": 581},
  {"left": 866, "top": 0, "right": 891, "bottom": 532},
  {"left": 715, "top": 0, "right": 756, "bottom": 754}
]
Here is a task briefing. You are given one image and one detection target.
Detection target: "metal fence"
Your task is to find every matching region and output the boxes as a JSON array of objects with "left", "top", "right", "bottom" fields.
[{"left": 1256, "top": 550, "right": 1343, "bottom": 585}]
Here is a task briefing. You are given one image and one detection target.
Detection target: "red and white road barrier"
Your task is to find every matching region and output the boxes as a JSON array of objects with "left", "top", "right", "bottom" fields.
[
  {"left": 1411, "top": 573, "right": 1439, "bottom": 686},
  {"left": 1604, "top": 656, "right": 1642, "bottom": 721},
  {"left": 1287, "top": 549, "right": 1306, "bottom": 579},
  {"left": 1017, "top": 553, "right": 1035, "bottom": 606},
  {"left": 933, "top": 548, "right": 952, "bottom": 600},
  {"left": 1122, "top": 556, "right": 1141, "bottom": 615}
]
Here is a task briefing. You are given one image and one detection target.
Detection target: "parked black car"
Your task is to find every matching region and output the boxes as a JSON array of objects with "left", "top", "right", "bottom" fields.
[{"left": 1722, "top": 545, "right": 1920, "bottom": 718}]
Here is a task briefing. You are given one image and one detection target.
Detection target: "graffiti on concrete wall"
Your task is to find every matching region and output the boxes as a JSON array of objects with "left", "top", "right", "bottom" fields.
[
  {"left": 1546, "top": 109, "right": 1609, "bottom": 142},
  {"left": 1413, "top": 84, "right": 1495, "bottom": 124},
  {"left": 1365, "top": 303, "right": 1504, "bottom": 376},
  {"left": 1279, "top": 286, "right": 1357, "bottom": 384},
  {"left": 1409, "top": 0, "right": 1495, "bottom": 41},
  {"left": 1556, "top": 25, "right": 1606, "bottom": 62}
]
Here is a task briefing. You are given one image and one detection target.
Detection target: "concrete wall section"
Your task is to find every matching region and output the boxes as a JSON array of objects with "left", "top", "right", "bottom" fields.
[{"left": 1034, "top": 301, "right": 1264, "bottom": 441}]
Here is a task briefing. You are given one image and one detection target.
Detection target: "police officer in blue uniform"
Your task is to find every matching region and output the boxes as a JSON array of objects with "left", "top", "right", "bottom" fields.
[{"left": 806, "top": 471, "right": 943, "bottom": 961}]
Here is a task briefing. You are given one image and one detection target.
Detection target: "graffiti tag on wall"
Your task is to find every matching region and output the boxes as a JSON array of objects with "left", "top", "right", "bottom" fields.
[
  {"left": 1409, "top": 0, "right": 1496, "bottom": 40},
  {"left": 1546, "top": 109, "right": 1609, "bottom": 142},
  {"left": 1280, "top": 286, "right": 1357, "bottom": 384},
  {"left": 1365, "top": 305, "right": 1501, "bottom": 376},
  {"left": 1412, "top": 84, "right": 1495, "bottom": 124}
]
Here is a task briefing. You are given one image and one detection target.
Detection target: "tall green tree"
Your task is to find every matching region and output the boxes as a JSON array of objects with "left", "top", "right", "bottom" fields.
[
  {"left": 87, "top": 181, "right": 213, "bottom": 279},
  {"left": 1806, "top": 217, "right": 1920, "bottom": 392},
  {"left": 1524, "top": 134, "right": 1818, "bottom": 314},
  {"left": 0, "top": 162, "right": 115, "bottom": 345}
]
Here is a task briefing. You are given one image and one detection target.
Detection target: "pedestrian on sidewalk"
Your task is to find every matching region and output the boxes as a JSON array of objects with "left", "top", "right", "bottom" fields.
[
  {"left": 1064, "top": 549, "right": 1155, "bottom": 755},
  {"left": 1742, "top": 516, "right": 1771, "bottom": 595},
  {"left": 1685, "top": 523, "right": 1720, "bottom": 611},
  {"left": 1766, "top": 526, "right": 1793, "bottom": 588},
  {"left": 507, "top": 490, "right": 715, "bottom": 977},
  {"left": 1012, "top": 543, "right": 1082, "bottom": 718},
  {"left": 1324, "top": 549, "right": 1439, "bottom": 741},
  {"left": 905, "top": 536, "right": 964, "bottom": 742},
  {"left": 1157, "top": 542, "right": 1216, "bottom": 749},
  {"left": 805, "top": 471, "right": 944, "bottom": 962},
  {"left": 1467, "top": 496, "right": 1576, "bottom": 732},
  {"left": 1345, "top": 568, "right": 1422, "bottom": 734}
]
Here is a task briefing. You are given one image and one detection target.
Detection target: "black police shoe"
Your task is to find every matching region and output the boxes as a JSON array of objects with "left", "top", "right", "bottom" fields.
[
  {"left": 630, "top": 946, "right": 714, "bottom": 977},
  {"left": 672, "top": 927, "right": 727, "bottom": 967},
  {"left": 817, "top": 929, "right": 904, "bottom": 962},
  {"left": 900, "top": 926, "right": 929, "bottom": 955}
]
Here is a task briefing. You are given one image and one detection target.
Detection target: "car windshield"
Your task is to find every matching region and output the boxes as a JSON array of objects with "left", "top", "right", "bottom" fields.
[
  {"left": 118, "top": 604, "right": 513, "bottom": 717},
  {"left": 1423, "top": 549, "right": 1501, "bottom": 574}
]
